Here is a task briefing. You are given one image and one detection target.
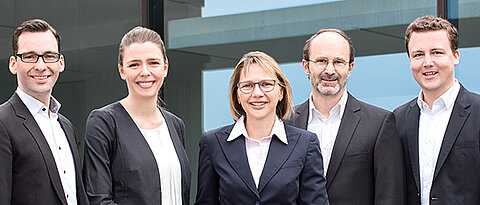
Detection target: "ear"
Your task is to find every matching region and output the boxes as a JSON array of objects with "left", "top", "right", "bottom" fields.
[
  {"left": 163, "top": 61, "right": 169, "bottom": 78},
  {"left": 118, "top": 64, "right": 126, "bottom": 80},
  {"left": 453, "top": 50, "right": 460, "bottom": 66},
  {"left": 9, "top": 56, "right": 17, "bottom": 74},
  {"left": 347, "top": 62, "right": 354, "bottom": 77},
  {"left": 302, "top": 59, "right": 310, "bottom": 76},
  {"left": 59, "top": 55, "right": 65, "bottom": 72}
]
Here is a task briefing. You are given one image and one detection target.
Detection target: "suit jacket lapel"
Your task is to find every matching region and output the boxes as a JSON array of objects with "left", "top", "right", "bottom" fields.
[
  {"left": 406, "top": 99, "right": 421, "bottom": 191},
  {"left": 10, "top": 93, "right": 68, "bottom": 205},
  {"left": 434, "top": 85, "right": 470, "bottom": 179},
  {"left": 216, "top": 128, "right": 260, "bottom": 198},
  {"left": 326, "top": 94, "right": 360, "bottom": 189},
  {"left": 258, "top": 126, "right": 300, "bottom": 193},
  {"left": 292, "top": 101, "right": 309, "bottom": 129}
]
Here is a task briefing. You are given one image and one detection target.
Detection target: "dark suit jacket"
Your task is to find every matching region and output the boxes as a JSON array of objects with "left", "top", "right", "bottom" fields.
[
  {"left": 0, "top": 93, "right": 89, "bottom": 205},
  {"left": 194, "top": 123, "right": 329, "bottom": 205},
  {"left": 83, "top": 102, "right": 191, "bottom": 205},
  {"left": 394, "top": 84, "right": 480, "bottom": 205},
  {"left": 285, "top": 93, "right": 405, "bottom": 205}
]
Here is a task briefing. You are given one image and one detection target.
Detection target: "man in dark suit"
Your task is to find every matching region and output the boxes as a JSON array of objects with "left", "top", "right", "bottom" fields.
[
  {"left": 394, "top": 15, "right": 480, "bottom": 205},
  {"left": 285, "top": 29, "right": 405, "bottom": 205},
  {"left": 0, "top": 19, "right": 88, "bottom": 205}
]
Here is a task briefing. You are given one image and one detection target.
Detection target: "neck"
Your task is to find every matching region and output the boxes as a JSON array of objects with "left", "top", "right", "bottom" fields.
[
  {"left": 422, "top": 81, "right": 455, "bottom": 109},
  {"left": 120, "top": 95, "right": 158, "bottom": 117},
  {"left": 312, "top": 90, "right": 345, "bottom": 118},
  {"left": 244, "top": 114, "right": 276, "bottom": 141}
]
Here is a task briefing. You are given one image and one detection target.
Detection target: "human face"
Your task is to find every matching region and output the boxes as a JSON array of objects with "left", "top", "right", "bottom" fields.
[
  {"left": 237, "top": 63, "right": 283, "bottom": 123},
  {"left": 119, "top": 42, "right": 168, "bottom": 99},
  {"left": 408, "top": 30, "right": 459, "bottom": 98},
  {"left": 303, "top": 32, "right": 352, "bottom": 97},
  {"left": 9, "top": 31, "right": 64, "bottom": 104}
]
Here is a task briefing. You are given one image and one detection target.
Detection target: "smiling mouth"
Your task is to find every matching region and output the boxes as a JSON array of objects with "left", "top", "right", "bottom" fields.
[
  {"left": 31, "top": 75, "right": 49, "bottom": 80},
  {"left": 250, "top": 102, "right": 267, "bottom": 106},
  {"left": 137, "top": 81, "right": 155, "bottom": 87},
  {"left": 423, "top": 71, "right": 438, "bottom": 76}
]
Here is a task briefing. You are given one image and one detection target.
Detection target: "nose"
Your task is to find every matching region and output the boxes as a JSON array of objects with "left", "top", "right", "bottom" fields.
[
  {"left": 140, "top": 63, "right": 151, "bottom": 76},
  {"left": 34, "top": 58, "right": 48, "bottom": 71},
  {"left": 323, "top": 61, "right": 336, "bottom": 74},
  {"left": 251, "top": 84, "right": 265, "bottom": 97},
  {"left": 423, "top": 54, "right": 434, "bottom": 67}
]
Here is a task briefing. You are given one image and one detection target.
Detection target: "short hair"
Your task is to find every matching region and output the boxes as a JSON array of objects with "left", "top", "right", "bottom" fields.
[
  {"left": 12, "top": 19, "right": 61, "bottom": 55},
  {"left": 118, "top": 26, "right": 168, "bottom": 66},
  {"left": 405, "top": 15, "right": 458, "bottom": 55},
  {"left": 303, "top": 28, "right": 355, "bottom": 63},
  {"left": 229, "top": 51, "right": 293, "bottom": 121}
]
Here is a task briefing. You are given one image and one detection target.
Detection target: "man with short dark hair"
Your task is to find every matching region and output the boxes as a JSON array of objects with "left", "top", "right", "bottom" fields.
[
  {"left": 395, "top": 15, "right": 480, "bottom": 205},
  {"left": 0, "top": 19, "right": 89, "bottom": 205},
  {"left": 285, "top": 28, "right": 405, "bottom": 205}
]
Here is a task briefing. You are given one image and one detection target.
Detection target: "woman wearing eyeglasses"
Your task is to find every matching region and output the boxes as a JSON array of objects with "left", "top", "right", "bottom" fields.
[
  {"left": 82, "top": 27, "right": 190, "bottom": 205},
  {"left": 194, "top": 51, "right": 329, "bottom": 205}
]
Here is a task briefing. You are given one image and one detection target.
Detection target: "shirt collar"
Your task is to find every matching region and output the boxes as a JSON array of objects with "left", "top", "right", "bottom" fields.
[
  {"left": 417, "top": 80, "right": 460, "bottom": 111},
  {"left": 308, "top": 89, "right": 348, "bottom": 123},
  {"left": 228, "top": 115, "right": 288, "bottom": 144},
  {"left": 16, "top": 88, "right": 61, "bottom": 115}
]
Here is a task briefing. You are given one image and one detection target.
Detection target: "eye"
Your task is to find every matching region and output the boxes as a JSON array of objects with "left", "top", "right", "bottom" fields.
[
  {"left": 316, "top": 58, "right": 328, "bottom": 64},
  {"left": 260, "top": 81, "right": 274, "bottom": 87},
  {"left": 241, "top": 83, "right": 253, "bottom": 89},
  {"left": 127, "top": 63, "right": 139, "bottom": 68},
  {"left": 412, "top": 53, "right": 423, "bottom": 58},
  {"left": 23, "top": 54, "right": 36, "bottom": 60},
  {"left": 333, "top": 60, "right": 346, "bottom": 65},
  {"left": 150, "top": 61, "right": 162, "bottom": 65},
  {"left": 43, "top": 53, "right": 58, "bottom": 60},
  {"left": 433, "top": 51, "right": 444, "bottom": 55}
]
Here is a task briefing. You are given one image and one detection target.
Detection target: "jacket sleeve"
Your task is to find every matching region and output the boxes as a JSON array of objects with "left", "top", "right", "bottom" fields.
[
  {"left": 298, "top": 132, "right": 330, "bottom": 205},
  {"left": 194, "top": 134, "right": 220, "bottom": 205},
  {"left": 82, "top": 110, "right": 118, "bottom": 205},
  {"left": 373, "top": 112, "right": 406, "bottom": 205},
  {"left": 0, "top": 121, "right": 12, "bottom": 204}
]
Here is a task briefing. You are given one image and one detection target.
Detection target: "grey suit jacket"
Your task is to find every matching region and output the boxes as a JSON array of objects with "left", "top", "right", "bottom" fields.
[
  {"left": 285, "top": 93, "right": 406, "bottom": 205},
  {"left": 83, "top": 102, "right": 191, "bottom": 205},
  {"left": 0, "top": 93, "right": 89, "bottom": 205},
  {"left": 394, "top": 84, "right": 480, "bottom": 205}
]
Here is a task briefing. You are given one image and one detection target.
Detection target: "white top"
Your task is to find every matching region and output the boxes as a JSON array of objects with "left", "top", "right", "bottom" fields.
[
  {"left": 417, "top": 80, "right": 460, "bottom": 205},
  {"left": 139, "top": 123, "right": 182, "bottom": 205},
  {"left": 16, "top": 88, "right": 77, "bottom": 205},
  {"left": 307, "top": 90, "right": 348, "bottom": 175},
  {"left": 228, "top": 115, "right": 288, "bottom": 188}
]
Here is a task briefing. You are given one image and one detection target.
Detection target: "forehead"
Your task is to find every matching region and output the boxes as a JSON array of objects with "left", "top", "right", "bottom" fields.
[
  {"left": 310, "top": 32, "right": 349, "bottom": 58},
  {"left": 123, "top": 42, "right": 163, "bottom": 59},
  {"left": 17, "top": 31, "right": 58, "bottom": 53},
  {"left": 408, "top": 29, "right": 449, "bottom": 50},
  {"left": 239, "top": 63, "right": 277, "bottom": 80}
]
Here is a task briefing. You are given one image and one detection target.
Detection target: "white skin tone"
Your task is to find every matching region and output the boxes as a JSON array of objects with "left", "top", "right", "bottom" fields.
[
  {"left": 9, "top": 31, "right": 65, "bottom": 110},
  {"left": 408, "top": 30, "right": 459, "bottom": 109},
  {"left": 302, "top": 32, "right": 353, "bottom": 117},
  {"left": 237, "top": 63, "right": 283, "bottom": 140},
  {"left": 118, "top": 42, "right": 169, "bottom": 129}
]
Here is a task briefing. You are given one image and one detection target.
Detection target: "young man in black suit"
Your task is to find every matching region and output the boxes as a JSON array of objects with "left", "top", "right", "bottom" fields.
[
  {"left": 0, "top": 19, "right": 88, "bottom": 205},
  {"left": 285, "top": 28, "right": 405, "bottom": 205},
  {"left": 394, "top": 15, "right": 480, "bottom": 205}
]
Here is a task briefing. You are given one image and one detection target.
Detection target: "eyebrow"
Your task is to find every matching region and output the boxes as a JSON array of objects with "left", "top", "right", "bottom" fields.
[{"left": 19, "top": 50, "right": 58, "bottom": 54}]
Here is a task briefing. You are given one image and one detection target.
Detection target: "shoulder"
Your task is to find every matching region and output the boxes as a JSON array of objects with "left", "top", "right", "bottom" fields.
[
  {"left": 160, "top": 108, "right": 184, "bottom": 126},
  {"left": 0, "top": 100, "right": 14, "bottom": 121},
  {"left": 292, "top": 100, "right": 309, "bottom": 113},
  {"left": 393, "top": 98, "right": 417, "bottom": 117},
  {"left": 284, "top": 124, "right": 317, "bottom": 141},
  {"left": 351, "top": 96, "right": 393, "bottom": 119},
  {"left": 202, "top": 124, "right": 234, "bottom": 141}
]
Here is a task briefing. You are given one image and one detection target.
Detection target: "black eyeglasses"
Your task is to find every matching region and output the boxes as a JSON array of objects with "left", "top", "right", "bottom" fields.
[
  {"left": 15, "top": 53, "right": 61, "bottom": 63},
  {"left": 237, "top": 79, "right": 278, "bottom": 93},
  {"left": 307, "top": 58, "right": 350, "bottom": 70}
]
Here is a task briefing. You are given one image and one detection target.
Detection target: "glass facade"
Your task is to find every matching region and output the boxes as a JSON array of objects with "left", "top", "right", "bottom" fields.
[{"left": 2, "top": 0, "right": 480, "bottom": 203}]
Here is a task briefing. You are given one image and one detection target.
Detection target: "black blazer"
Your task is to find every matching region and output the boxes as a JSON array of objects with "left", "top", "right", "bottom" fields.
[
  {"left": 194, "top": 123, "right": 329, "bottom": 205},
  {"left": 394, "top": 84, "right": 480, "bottom": 205},
  {"left": 285, "top": 93, "right": 406, "bottom": 205},
  {"left": 0, "top": 93, "right": 89, "bottom": 205},
  {"left": 83, "top": 102, "right": 191, "bottom": 205}
]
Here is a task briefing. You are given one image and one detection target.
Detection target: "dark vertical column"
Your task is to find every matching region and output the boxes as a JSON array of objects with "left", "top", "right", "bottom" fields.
[{"left": 437, "top": 0, "right": 459, "bottom": 28}]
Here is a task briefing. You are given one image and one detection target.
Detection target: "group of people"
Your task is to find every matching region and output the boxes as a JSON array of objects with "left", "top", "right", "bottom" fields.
[{"left": 0, "top": 14, "right": 478, "bottom": 205}]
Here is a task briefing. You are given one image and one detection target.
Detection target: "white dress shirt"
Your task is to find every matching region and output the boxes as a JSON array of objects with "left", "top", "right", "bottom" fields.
[
  {"left": 16, "top": 89, "right": 77, "bottom": 205},
  {"left": 140, "top": 123, "right": 182, "bottom": 205},
  {"left": 417, "top": 80, "right": 460, "bottom": 205},
  {"left": 227, "top": 115, "right": 288, "bottom": 188},
  {"left": 307, "top": 90, "right": 348, "bottom": 175}
]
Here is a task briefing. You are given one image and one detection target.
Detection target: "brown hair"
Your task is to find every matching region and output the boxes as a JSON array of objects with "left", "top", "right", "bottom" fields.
[
  {"left": 405, "top": 15, "right": 458, "bottom": 55},
  {"left": 118, "top": 26, "right": 168, "bottom": 66},
  {"left": 12, "top": 19, "right": 61, "bottom": 55},
  {"left": 229, "top": 51, "right": 293, "bottom": 121},
  {"left": 303, "top": 28, "right": 355, "bottom": 62}
]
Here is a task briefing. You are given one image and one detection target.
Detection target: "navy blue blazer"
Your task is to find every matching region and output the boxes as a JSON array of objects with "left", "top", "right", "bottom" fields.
[
  {"left": 394, "top": 84, "right": 480, "bottom": 205},
  {"left": 83, "top": 102, "right": 191, "bottom": 205},
  {"left": 194, "top": 122, "right": 329, "bottom": 205}
]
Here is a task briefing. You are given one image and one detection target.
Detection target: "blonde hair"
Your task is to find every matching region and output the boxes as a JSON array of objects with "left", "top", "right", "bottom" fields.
[{"left": 229, "top": 51, "right": 293, "bottom": 121}]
